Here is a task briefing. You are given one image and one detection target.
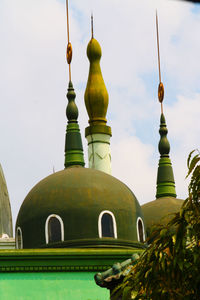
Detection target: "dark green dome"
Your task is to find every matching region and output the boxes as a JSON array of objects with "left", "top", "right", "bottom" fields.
[
  {"left": 142, "top": 197, "right": 183, "bottom": 233},
  {"left": 16, "top": 166, "right": 145, "bottom": 249}
]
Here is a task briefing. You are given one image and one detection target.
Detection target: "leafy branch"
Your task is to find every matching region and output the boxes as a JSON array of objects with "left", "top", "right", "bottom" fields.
[{"left": 112, "top": 150, "right": 200, "bottom": 300}]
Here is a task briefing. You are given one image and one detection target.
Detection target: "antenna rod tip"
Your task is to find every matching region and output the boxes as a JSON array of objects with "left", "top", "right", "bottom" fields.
[{"left": 91, "top": 12, "right": 94, "bottom": 38}]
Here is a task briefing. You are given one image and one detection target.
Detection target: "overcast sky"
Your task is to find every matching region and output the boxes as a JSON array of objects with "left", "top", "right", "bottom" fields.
[{"left": 1, "top": 0, "right": 200, "bottom": 229}]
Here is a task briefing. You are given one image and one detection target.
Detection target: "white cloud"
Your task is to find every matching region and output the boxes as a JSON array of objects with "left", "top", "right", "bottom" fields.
[
  {"left": 111, "top": 135, "right": 156, "bottom": 205},
  {"left": 165, "top": 93, "right": 200, "bottom": 199}
]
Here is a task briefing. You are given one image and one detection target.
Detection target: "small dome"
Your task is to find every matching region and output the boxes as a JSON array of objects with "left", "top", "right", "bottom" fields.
[
  {"left": 142, "top": 197, "right": 183, "bottom": 234},
  {"left": 16, "top": 167, "right": 145, "bottom": 249}
]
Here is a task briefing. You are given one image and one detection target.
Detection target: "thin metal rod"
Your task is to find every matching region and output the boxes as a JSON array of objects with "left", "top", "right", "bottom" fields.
[
  {"left": 66, "top": 0, "right": 72, "bottom": 81},
  {"left": 66, "top": 0, "right": 70, "bottom": 43},
  {"left": 91, "top": 13, "right": 94, "bottom": 38},
  {"left": 156, "top": 10, "right": 161, "bottom": 84},
  {"left": 69, "top": 65, "right": 71, "bottom": 82},
  {"left": 161, "top": 102, "right": 163, "bottom": 114}
]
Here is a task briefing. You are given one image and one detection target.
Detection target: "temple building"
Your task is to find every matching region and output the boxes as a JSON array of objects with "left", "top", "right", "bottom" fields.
[
  {"left": 0, "top": 4, "right": 184, "bottom": 300},
  {"left": 94, "top": 86, "right": 184, "bottom": 298},
  {"left": 94, "top": 13, "right": 184, "bottom": 297},
  {"left": 0, "top": 18, "right": 146, "bottom": 299}
]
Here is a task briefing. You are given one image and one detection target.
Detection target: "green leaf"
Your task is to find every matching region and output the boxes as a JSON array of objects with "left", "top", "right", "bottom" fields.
[{"left": 115, "top": 150, "right": 200, "bottom": 299}]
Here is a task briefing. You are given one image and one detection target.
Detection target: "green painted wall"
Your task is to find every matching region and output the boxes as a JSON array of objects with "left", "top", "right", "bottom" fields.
[
  {"left": 0, "top": 248, "right": 143, "bottom": 299},
  {"left": 0, "top": 272, "right": 109, "bottom": 300}
]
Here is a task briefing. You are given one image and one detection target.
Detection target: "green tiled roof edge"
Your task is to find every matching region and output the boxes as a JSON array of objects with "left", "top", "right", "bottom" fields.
[{"left": 0, "top": 248, "right": 143, "bottom": 273}]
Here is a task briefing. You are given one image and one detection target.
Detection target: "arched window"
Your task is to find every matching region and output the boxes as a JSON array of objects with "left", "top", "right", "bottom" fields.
[
  {"left": 16, "top": 227, "right": 23, "bottom": 249},
  {"left": 137, "top": 217, "right": 145, "bottom": 243},
  {"left": 98, "top": 210, "right": 117, "bottom": 238},
  {"left": 45, "top": 214, "right": 64, "bottom": 244}
]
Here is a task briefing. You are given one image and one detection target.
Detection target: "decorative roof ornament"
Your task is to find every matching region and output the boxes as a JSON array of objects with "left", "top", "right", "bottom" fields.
[
  {"left": 64, "top": 0, "right": 85, "bottom": 168},
  {"left": 84, "top": 16, "right": 111, "bottom": 134},
  {"left": 84, "top": 15, "right": 112, "bottom": 174},
  {"left": 155, "top": 11, "right": 176, "bottom": 198}
]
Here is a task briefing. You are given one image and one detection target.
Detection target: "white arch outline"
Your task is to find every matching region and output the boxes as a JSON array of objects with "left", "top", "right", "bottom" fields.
[
  {"left": 45, "top": 214, "right": 64, "bottom": 244},
  {"left": 136, "top": 217, "right": 145, "bottom": 242},
  {"left": 98, "top": 210, "right": 117, "bottom": 238},
  {"left": 16, "top": 226, "right": 23, "bottom": 249}
]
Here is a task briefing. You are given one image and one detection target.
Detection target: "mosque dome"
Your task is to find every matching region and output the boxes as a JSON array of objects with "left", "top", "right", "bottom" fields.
[
  {"left": 16, "top": 166, "right": 145, "bottom": 249},
  {"left": 142, "top": 197, "right": 183, "bottom": 233},
  {"left": 15, "top": 36, "right": 146, "bottom": 250}
]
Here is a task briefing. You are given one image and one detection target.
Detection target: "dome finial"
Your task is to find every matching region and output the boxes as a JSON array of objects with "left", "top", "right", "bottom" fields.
[
  {"left": 155, "top": 11, "right": 176, "bottom": 198},
  {"left": 84, "top": 21, "right": 112, "bottom": 174},
  {"left": 158, "top": 113, "right": 170, "bottom": 157},
  {"left": 64, "top": 0, "right": 84, "bottom": 168},
  {"left": 84, "top": 36, "right": 110, "bottom": 128}
]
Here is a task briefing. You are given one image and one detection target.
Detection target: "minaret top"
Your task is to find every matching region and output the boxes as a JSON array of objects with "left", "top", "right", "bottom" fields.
[
  {"left": 84, "top": 16, "right": 111, "bottom": 136},
  {"left": 64, "top": 0, "right": 84, "bottom": 168},
  {"left": 85, "top": 38, "right": 109, "bottom": 127},
  {"left": 156, "top": 112, "right": 176, "bottom": 198},
  {"left": 155, "top": 11, "right": 176, "bottom": 199}
]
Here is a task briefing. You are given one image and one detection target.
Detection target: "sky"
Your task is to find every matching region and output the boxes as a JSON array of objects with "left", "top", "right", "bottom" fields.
[{"left": 1, "top": 0, "right": 200, "bottom": 230}]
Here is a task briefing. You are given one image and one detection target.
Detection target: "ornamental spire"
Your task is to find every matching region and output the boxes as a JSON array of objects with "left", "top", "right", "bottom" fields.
[
  {"left": 84, "top": 15, "right": 111, "bottom": 132},
  {"left": 84, "top": 16, "right": 112, "bottom": 174},
  {"left": 64, "top": 0, "right": 84, "bottom": 168},
  {"left": 155, "top": 12, "right": 176, "bottom": 198}
]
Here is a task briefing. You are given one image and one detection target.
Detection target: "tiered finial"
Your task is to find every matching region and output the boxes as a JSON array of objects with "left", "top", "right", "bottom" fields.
[
  {"left": 64, "top": 0, "right": 84, "bottom": 168},
  {"left": 155, "top": 11, "right": 176, "bottom": 198},
  {"left": 156, "top": 113, "right": 176, "bottom": 198},
  {"left": 66, "top": 81, "right": 78, "bottom": 122}
]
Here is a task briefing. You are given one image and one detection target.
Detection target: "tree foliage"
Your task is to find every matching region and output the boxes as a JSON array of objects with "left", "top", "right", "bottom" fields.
[{"left": 113, "top": 150, "right": 200, "bottom": 300}]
